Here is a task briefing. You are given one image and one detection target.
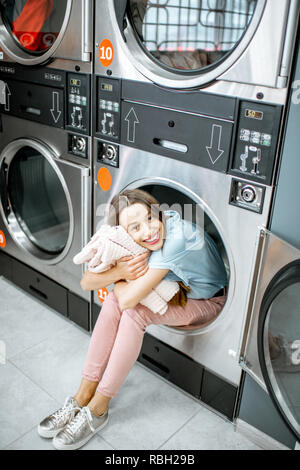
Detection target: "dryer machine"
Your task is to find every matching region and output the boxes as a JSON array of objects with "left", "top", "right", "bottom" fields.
[
  {"left": 0, "top": 64, "right": 93, "bottom": 331},
  {"left": 92, "top": 75, "right": 284, "bottom": 420},
  {"left": 95, "top": 0, "right": 299, "bottom": 93},
  {"left": 236, "top": 36, "right": 300, "bottom": 449},
  {"left": 0, "top": 0, "right": 93, "bottom": 69}
]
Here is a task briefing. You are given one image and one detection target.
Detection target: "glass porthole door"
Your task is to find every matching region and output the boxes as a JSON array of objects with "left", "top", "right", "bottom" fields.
[
  {"left": 258, "top": 264, "right": 300, "bottom": 440},
  {"left": 0, "top": 0, "right": 69, "bottom": 64},
  {"left": 241, "top": 230, "right": 300, "bottom": 441},
  {"left": 114, "top": 0, "right": 267, "bottom": 88},
  {"left": 0, "top": 139, "right": 73, "bottom": 263},
  {"left": 128, "top": 0, "right": 258, "bottom": 73}
]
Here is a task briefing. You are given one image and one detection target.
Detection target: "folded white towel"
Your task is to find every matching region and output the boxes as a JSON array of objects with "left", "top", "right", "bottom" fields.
[{"left": 73, "top": 225, "right": 179, "bottom": 315}]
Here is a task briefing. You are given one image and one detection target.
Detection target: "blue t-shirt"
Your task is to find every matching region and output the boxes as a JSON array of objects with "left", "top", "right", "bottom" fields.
[{"left": 148, "top": 210, "right": 228, "bottom": 299}]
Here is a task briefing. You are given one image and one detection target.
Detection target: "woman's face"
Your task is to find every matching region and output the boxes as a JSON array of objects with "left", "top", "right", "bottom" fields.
[{"left": 119, "top": 203, "right": 164, "bottom": 251}]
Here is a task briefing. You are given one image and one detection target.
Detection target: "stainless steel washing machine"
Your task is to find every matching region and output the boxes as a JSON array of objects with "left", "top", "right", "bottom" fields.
[
  {"left": 0, "top": 0, "right": 93, "bottom": 69},
  {"left": 237, "top": 37, "right": 300, "bottom": 448},
  {"left": 91, "top": 72, "right": 287, "bottom": 419},
  {"left": 0, "top": 64, "right": 93, "bottom": 331},
  {"left": 95, "top": 0, "right": 299, "bottom": 93}
]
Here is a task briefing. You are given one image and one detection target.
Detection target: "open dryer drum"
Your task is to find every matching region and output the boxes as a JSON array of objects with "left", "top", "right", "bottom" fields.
[
  {"left": 0, "top": 139, "right": 73, "bottom": 263},
  {"left": 116, "top": 181, "right": 231, "bottom": 335}
]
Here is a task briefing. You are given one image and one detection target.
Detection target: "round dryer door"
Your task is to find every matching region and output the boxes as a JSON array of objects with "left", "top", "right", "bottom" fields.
[
  {"left": 258, "top": 261, "right": 300, "bottom": 440},
  {"left": 0, "top": 0, "right": 69, "bottom": 65},
  {"left": 0, "top": 139, "right": 73, "bottom": 263},
  {"left": 123, "top": 0, "right": 264, "bottom": 88}
]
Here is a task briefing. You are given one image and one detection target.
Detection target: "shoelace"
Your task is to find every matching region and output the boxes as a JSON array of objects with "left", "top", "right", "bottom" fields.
[
  {"left": 64, "top": 407, "right": 95, "bottom": 438},
  {"left": 52, "top": 399, "right": 80, "bottom": 426}
]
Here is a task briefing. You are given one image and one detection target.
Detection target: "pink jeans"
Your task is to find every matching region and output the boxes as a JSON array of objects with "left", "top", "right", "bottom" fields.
[{"left": 82, "top": 292, "right": 226, "bottom": 398}]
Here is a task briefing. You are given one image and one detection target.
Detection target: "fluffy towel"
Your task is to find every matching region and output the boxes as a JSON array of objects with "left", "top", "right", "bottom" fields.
[{"left": 73, "top": 225, "right": 179, "bottom": 315}]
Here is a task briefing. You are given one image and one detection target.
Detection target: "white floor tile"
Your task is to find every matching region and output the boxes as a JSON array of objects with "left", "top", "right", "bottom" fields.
[
  {"left": 10, "top": 323, "right": 91, "bottom": 404},
  {"left": 0, "top": 278, "right": 73, "bottom": 360},
  {"left": 159, "top": 406, "right": 261, "bottom": 450},
  {"left": 99, "top": 364, "right": 203, "bottom": 450},
  {"left": 0, "top": 361, "right": 59, "bottom": 449}
]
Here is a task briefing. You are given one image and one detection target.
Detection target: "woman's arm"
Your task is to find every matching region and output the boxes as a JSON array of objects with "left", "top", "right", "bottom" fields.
[
  {"left": 80, "top": 252, "right": 150, "bottom": 291},
  {"left": 114, "top": 268, "right": 169, "bottom": 311},
  {"left": 80, "top": 265, "right": 121, "bottom": 291}
]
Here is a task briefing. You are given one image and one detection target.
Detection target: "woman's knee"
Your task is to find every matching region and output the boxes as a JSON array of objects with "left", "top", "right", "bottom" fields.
[
  {"left": 122, "top": 306, "right": 150, "bottom": 332},
  {"left": 99, "top": 291, "right": 122, "bottom": 319}
]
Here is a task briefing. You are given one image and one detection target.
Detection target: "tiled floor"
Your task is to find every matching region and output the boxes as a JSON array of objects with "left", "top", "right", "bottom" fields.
[{"left": 0, "top": 276, "right": 261, "bottom": 450}]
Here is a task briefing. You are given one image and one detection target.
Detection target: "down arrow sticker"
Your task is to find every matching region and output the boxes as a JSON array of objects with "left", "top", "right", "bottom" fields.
[{"left": 206, "top": 124, "right": 224, "bottom": 165}]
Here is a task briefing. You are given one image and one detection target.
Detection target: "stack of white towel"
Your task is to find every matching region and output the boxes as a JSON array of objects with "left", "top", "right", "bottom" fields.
[{"left": 73, "top": 225, "right": 179, "bottom": 315}]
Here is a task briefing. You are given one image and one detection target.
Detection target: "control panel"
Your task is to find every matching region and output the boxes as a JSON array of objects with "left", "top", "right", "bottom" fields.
[
  {"left": 230, "top": 100, "right": 282, "bottom": 185},
  {"left": 0, "top": 63, "right": 91, "bottom": 135},
  {"left": 66, "top": 73, "right": 90, "bottom": 135},
  {"left": 94, "top": 76, "right": 121, "bottom": 141}
]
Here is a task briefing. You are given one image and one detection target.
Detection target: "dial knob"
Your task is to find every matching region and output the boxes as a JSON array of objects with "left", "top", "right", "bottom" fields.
[{"left": 241, "top": 185, "right": 256, "bottom": 203}]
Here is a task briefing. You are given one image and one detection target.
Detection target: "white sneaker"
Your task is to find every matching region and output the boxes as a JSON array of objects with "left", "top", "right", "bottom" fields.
[
  {"left": 38, "top": 396, "right": 81, "bottom": 438},
  {"left": 53, "top": 406, "right": 109, "bottom": 450}
]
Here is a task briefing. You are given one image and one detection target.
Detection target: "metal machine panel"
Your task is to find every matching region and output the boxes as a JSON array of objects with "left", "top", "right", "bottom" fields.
[{"left": 0, "top": 63, "right": 91, "bottom": 136}]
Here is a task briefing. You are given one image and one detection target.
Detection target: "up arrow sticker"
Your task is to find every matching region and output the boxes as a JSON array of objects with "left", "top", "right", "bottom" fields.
[
  {"left": 206, "top": 124, "right": 224, "bottom": 165},
  {"left": 125, "top": 107, "right": 139, "bottom": 143},
  {"left": 0, "top": 81, "right": 11, "bottom": 111}
]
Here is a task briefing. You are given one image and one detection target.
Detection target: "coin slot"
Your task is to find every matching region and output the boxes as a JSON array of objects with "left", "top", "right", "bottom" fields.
[{"left": 153, "top": 138, "right": 188, "bottom": 153}]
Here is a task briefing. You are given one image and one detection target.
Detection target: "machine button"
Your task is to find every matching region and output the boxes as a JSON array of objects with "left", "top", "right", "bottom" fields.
[
  {"left": 261, "top": 133, "right": 272, "bottom": 146},
  {"left": 240, "top": 129, "right": 250, "bottom": 142},
  {"left": 250, "top": 131, "right": 261, "bottom": 144},
  {"left": 241, "top": 185, "right": 256, "bottom": 203},
  {"left": 97, "top": 141, "right": 119, "bottom": 167},
  {"left": 105, "top": 145, "right": 117, "bottom": 160}
]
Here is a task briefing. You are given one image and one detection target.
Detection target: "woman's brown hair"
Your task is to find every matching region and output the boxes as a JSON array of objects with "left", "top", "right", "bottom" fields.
[{"left": 107, "top": 188, "right": 166, "bottom": 228}]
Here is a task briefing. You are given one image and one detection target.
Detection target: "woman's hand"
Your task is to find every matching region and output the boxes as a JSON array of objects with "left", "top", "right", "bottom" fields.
[
  {"left": 113, "top": 267, "right": 169, "bottom": 311},
  {"left": 116, "top": 252, "right": 150, "bottom": 280}
]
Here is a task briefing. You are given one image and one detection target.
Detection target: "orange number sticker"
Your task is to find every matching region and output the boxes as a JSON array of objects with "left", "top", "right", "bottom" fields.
[
  {"left": 99, "top": 39, "right": 114, "bottom": 67},
  {"left": 0, "top": 230, "right": 6, "bottom": 248},
  {"left": 97, "top": 167, "right": 112, "bottom": 191},
  {"left": 97, "top": 288, "right": 109, "bottom": 303}
]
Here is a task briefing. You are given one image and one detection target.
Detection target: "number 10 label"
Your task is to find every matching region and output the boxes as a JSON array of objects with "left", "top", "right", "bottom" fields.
[{"left": 99, "top": 39, "right": 114, "bottom": 67}]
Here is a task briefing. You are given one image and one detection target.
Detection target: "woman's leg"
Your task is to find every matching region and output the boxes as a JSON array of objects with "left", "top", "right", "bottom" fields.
[
  {"left": 73, "top": 292, "right": 123, "bottom": 407},
  {"left": 93, "top": 295, "right": 226, "bottom": 403}
]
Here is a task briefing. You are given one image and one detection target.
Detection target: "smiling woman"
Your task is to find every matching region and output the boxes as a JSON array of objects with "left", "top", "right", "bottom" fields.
[
  {"left": 110, "top": 189, "right": 165, "bottom": 251},
  {"left": 121, "top": 203, "right": 164, "bottom": 250},
  {"left": 38, "top": 188, "right": 227, "bottom": 450}
]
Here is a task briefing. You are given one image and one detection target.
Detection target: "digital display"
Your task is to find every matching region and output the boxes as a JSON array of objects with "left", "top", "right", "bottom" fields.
[
  {"left": 245, "top": 109, "right": 264, "bottom": 120},
  {"left": 101, "top": 83, "right": 113, "bottom": 92},
  {"left": 70, "top": 78, "right": 81, "bottom": 87}
]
